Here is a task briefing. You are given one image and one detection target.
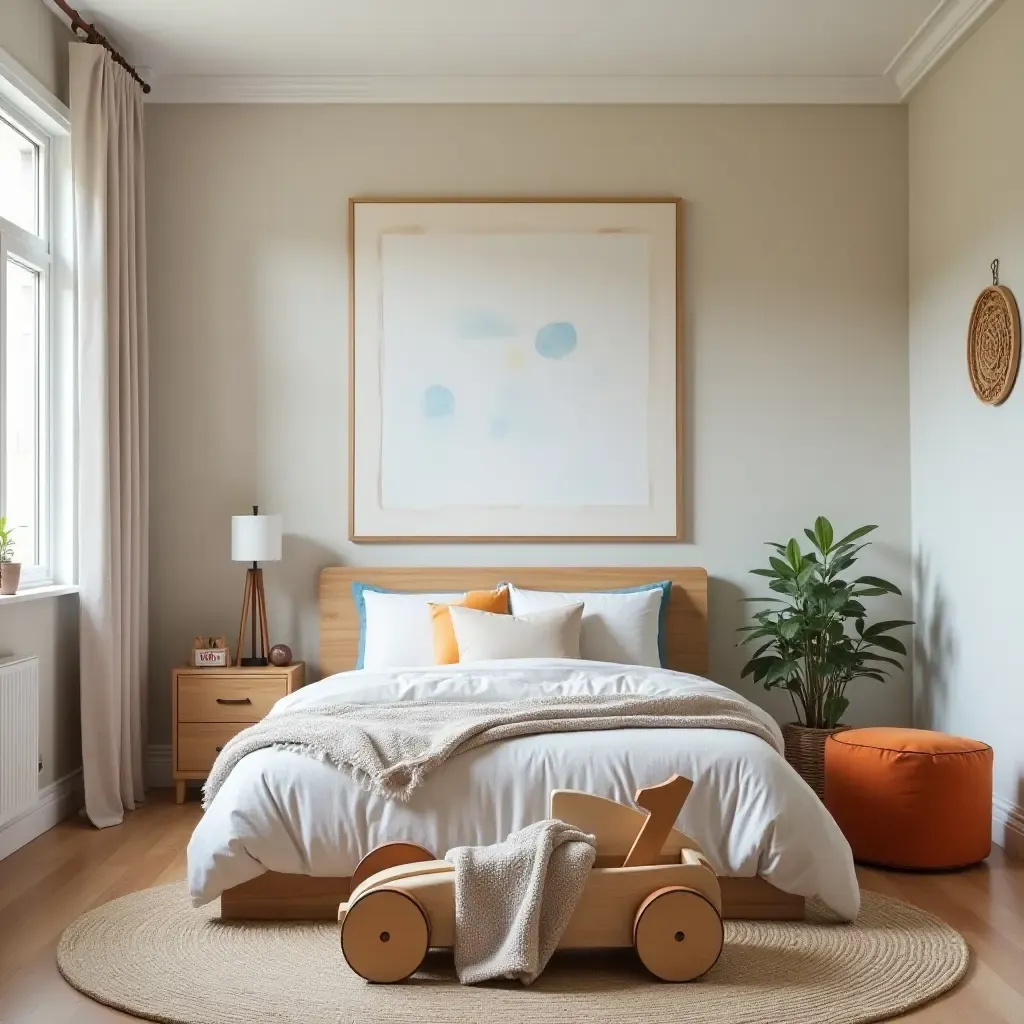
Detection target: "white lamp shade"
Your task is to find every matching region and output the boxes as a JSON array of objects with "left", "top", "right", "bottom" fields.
[{"left": 231, "top": 514, "right": 282, "bottom": 562}]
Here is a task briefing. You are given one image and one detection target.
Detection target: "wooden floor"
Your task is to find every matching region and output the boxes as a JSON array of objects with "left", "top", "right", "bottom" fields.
[{"left": 0, "top": 792, "right": 1021, "bottom": 1022}]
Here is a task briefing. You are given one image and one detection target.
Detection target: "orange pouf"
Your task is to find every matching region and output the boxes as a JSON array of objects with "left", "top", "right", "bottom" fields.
[{"left": 824, "top": 728, "right": 992, "bottom": 870}]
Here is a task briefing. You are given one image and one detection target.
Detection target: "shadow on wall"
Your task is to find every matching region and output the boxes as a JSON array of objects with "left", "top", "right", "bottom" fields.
[
  {"left": 912, "top": 551, "right": 956, "bottom": 731},
  {"left": 708, "top": 575, "right": 797, "bottom": 725},
  {"left": 276, "top": 534, "right": 344, "bottom": 681}
]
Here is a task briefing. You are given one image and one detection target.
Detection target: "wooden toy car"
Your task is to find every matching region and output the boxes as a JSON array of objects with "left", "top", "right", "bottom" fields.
[{"left": 339, "top": 775, "right": 723, "bottom": 983}]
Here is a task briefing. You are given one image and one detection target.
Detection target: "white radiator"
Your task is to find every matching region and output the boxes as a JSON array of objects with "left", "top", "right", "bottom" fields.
[{"left": 0, "top": 656, "right": 39, "bottom": 827}]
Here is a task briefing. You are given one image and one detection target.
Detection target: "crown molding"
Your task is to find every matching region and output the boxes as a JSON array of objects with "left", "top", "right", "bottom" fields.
[
  {"left": 887, "top": 0, "right": 1003, "bottom": 98},
  {"left": 147, "top": 73, "right": 902, "bottom": 105}
]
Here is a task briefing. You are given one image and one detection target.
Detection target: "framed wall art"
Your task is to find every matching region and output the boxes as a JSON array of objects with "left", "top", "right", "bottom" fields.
[{"left": 349, "top": 197, "right": 682, "bottom": 542}]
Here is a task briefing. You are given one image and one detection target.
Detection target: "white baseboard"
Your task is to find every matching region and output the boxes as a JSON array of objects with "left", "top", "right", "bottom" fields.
[
  {"left": 146, "top": 743, "right": 172, "bottom": 788},
  {"left": 0, "top": 769, "right": 83, "bottom": 861},
  {"left": 993, "top": 795, "right": 1024, "bottom": 861}
]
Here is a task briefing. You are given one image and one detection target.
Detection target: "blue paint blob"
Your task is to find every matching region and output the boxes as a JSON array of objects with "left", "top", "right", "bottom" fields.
[
  {"left": 423, "top": 385, "right": 455, "bottom": 418},
  {"left": 457, "top": 309, "right": 516, "bottom": 339},
  {"left": 535, "top": 322, "right": 578, "bottom": 359}
]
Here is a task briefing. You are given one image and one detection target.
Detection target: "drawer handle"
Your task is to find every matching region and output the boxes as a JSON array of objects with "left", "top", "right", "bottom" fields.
[{"left": 216, "top": 697, "right": 252, "bottom": 705}]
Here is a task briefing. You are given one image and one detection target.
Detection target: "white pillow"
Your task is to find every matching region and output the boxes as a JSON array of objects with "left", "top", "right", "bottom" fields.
[
  {"left": 449, "top": 604, "right": 584, "bottom": 663},
  {"left": 507, "top": 584, "right": 662, "bottom": 667},
  {"left": 361, "top": 589, "right": 462, "bottom": 670}
]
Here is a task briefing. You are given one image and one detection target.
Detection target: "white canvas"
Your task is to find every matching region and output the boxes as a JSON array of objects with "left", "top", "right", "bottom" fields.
[
  {"left": 379, "top": 232, "right": 650, "bottom": 510},
  {"left": 351, "top": 201, "right": 680, "bottom": 539}
]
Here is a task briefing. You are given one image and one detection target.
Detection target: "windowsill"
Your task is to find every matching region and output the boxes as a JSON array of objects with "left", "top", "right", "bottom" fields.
[{"left": 0, "top": 583, "right": 79, "bottom": 605}]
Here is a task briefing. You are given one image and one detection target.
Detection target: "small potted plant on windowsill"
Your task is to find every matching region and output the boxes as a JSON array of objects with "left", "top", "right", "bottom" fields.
[
  {"left": 739, "top": 517, "right": 912, "bottom": 798},
  {"left": 0, "top": 518, "right": 21, "bottom": 595}
]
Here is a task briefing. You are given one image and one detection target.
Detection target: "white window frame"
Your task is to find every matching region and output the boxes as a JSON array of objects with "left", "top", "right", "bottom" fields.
[{"left": 0, "top": 47, "right": 75, "bottom": 591}]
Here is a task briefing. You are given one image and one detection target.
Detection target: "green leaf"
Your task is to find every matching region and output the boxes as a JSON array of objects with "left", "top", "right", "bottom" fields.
[
  {"left": 865, "top": 634, "right": 907, "bottom": 655},
  {"left": 823, "top": 694, "right": 849, "bottom": 728},
  {"left": 852, "top": 587, "right": 890, "bottom": 597},
  {"left": 749, "top": 640, "right": 775, "bottom": 660},
  {"left": 765, "top": 659, "right": 797, "bottom": 684},
  {"left": 860, "top": 653, "right": 904, "bottom": 668},
  {"left": 854, "top": 576, "right": 901, "bottom": 596},
  {"left": 858, "top": 671, "right": 888, "bottom": 683},
  {"left": 738, "top": 596, "right": 786, "bottom": 603},
  {"left": 814, "top": 516, "right": 834, "bottom": 554},
  {"left": 835, "top": 524, "right": 877, "bottom": 547},
  {"left": 740, "top": 655, "right": 779, "bottom": 680},
  {"left": 804, "top": 528, "right": 820, "bottom": 550},
  {"left": 778, "top": 618, "right": 802, "bottom": 640},
  {"left": 855, "top": 618, "right": 865, "bottom": 635},
  {"left": 749, "top": 568, "right": 780, "bottom": 578},
  {"left": 828, "top": 554, "right": 857, "bottom": 575},
  {"left": 862, "top": 619, "right": 914, "bottom": 637},
  {"left": 785, "top": 539, "right": 802, "bottom": 571},
  {"left": 769, "top": 557, "right": 795, "bottom": 578}
]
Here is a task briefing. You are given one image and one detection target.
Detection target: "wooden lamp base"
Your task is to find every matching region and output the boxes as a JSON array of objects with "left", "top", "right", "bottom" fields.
[{"left": 236, "top": 564, "right": 270, "bottom": 667}]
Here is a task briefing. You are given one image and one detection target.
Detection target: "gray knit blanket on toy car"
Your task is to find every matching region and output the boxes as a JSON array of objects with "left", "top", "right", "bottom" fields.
[
  {"left": 445, "top": 819, "right": 598, "bottom": 985},
  {"left": 201, "top": 691, "right": 781, "bottom": 808}
]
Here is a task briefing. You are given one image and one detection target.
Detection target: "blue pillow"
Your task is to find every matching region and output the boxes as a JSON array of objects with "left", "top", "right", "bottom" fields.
[
  {"left": 350, "top": 581, "right": 466, "bottom": 669},
  {"left": 351, "top": 581, "right": 389, "bottom": 670},
  {"left": 601, "top": 580, "right": 673, "bottom": 666}
]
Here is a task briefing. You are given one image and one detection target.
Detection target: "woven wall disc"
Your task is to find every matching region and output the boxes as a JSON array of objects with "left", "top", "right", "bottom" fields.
[{"left": 967, "top": 284, "right": 1020, "bottom": 405}]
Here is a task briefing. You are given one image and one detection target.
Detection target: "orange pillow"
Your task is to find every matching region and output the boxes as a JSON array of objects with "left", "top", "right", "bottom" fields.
[{"left": 429, "top": 588, "right": 509, "bottom": 664}]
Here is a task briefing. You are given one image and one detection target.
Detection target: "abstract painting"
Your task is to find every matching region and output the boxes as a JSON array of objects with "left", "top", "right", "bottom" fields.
[{"left": 350, "top": 199, "right": 681, "bottom": 541}]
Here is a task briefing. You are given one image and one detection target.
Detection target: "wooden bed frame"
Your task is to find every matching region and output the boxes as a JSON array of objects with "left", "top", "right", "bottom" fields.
[{"left": 219, "top": 567, "right": 805, "bottom": 922}]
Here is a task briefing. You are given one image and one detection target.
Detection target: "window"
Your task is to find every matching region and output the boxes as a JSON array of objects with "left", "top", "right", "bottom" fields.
[{"left": 0, "top": 90, "right": 61, "bottom": 587}]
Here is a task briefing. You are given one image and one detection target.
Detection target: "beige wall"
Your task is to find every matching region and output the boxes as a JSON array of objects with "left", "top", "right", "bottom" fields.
[
  {"left": 0, "top": 0, "right": 79, "bottom": 790},
  {"left": 146, "top": 103, "right": 911, "bottom": 748},
  {"left": 0, "top": 0, "right": 74, "bottom": 104},
  {"left": 909, "top": 0, "right": 1024, "bottom": 844}
]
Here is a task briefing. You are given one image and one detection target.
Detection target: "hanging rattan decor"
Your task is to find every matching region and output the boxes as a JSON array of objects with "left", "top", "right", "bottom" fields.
[{"left": 967, "top": 259, "right": 1020, "bottom": 405}]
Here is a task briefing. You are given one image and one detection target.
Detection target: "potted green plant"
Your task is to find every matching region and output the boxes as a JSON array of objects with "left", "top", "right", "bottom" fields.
[
  {"left": 0, "top": 517, "right": 21, "bottom": 595},
  {"left": 739, "top": 517, "right": 912, "bottom": 797}
]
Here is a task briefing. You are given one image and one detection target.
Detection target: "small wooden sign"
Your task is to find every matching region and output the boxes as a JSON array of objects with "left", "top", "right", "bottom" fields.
[{"left": 192, "top": 636, "right": 231, "bottom": 668}]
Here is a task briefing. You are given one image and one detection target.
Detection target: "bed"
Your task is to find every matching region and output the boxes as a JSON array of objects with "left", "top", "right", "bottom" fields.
[{"left": 189, "top": 567, "right": 859, "bottom": 922}]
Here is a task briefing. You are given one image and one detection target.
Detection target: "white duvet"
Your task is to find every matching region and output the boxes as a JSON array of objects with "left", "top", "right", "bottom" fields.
[{"left": 188, "top": 659, "right": 860, "bottom": 919}]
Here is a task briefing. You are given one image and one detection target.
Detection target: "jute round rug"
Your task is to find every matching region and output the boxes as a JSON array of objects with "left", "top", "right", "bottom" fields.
[{"left": 57, "top": 883, "right": 968, "bottom": 1024}]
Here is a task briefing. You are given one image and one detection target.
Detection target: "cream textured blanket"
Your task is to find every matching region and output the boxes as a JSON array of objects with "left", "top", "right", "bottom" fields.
[
  {"left": 445, "top": 820, "right": 597, "bottom": 985},
  {"left": 202, "top": 692, "right": 782, "bottom": 809}
]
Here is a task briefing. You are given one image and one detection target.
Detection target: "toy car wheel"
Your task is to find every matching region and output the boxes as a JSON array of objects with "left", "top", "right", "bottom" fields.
[
  {"left": 633, "top": 885, "right": 723, "bottom": 982},
  {"left": 351, "top": 841, "right": 436, "bottom": 890},
  {"left": 341, "top": 887, "right": 429, "bottom": 983}
]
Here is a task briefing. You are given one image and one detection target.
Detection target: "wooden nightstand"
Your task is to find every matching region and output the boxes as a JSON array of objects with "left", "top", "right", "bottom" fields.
[{"left": 172, "top": 663, "right": 305, "bottom": 804}]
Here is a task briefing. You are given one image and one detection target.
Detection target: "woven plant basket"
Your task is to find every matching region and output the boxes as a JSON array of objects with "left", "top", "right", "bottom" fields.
[{"left": 782, "top": 723, "right": 849, "bottom": 799}]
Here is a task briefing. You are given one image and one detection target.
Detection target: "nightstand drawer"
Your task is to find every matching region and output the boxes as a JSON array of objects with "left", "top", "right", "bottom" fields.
[
  {"left": 177, "top": 675, "right": 287, "bottom": 723},
  {"left": 177, "top": 723, "right": 245, "bottom": 772}
]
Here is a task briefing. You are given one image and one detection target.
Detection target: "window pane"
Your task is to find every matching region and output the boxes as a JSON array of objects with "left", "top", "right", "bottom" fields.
[
  {"left": 5, "top": 259, "right": 39, "bottom": 567},
  {"left": 0, "top": 115, "right": 38, "bottom": 234}
]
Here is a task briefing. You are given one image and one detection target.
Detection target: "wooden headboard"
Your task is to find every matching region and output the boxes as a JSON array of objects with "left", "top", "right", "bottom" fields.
[{"left": 318, "top": 567, "right": 708, "bottom": 678}]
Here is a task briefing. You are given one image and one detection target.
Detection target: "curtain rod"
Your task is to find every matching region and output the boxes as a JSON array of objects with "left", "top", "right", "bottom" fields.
[{"left": 51, "top": 0, "right": 151, "bottom": 94}]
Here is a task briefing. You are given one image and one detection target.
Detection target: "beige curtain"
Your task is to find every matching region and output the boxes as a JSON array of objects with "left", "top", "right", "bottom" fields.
[{"left": 70, "top": 44, "right": 149, "bottom": 828}]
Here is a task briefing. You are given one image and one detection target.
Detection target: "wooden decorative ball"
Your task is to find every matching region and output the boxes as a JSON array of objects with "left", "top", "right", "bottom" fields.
[
  {"left": 268, "top": 644, "right": 292, "bottom": 667},
  {"left": 967, "top": 284, "right": 1020, "bottom": 405}
]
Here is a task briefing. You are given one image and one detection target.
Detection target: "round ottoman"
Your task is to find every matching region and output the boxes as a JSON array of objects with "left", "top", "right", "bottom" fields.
[{"left": 824, "top": 727, "right": 992, "bottom": 869}]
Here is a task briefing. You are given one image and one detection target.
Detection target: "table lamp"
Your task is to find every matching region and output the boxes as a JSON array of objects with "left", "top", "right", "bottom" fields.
[{"left": 231, "top": 506, "right": 282, "bottom": 666}]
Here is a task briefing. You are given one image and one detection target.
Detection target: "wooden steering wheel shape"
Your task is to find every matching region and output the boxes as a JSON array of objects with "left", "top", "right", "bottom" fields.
[{"left": 350, "top": 841, "right": 437, "bottom": 891}]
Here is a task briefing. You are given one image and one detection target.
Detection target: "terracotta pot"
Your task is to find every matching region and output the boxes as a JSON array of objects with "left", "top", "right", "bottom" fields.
[
  {"left": 0, "top": 562, "right": 21, "bottom": 595},
  {"left": 781, "top": 722, "right": 850, "bottom": 799}
]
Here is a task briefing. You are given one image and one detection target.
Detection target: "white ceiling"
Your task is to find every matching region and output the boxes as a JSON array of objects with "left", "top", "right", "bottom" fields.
[{"left": 59, "top": 0, "right": 1001, "bottom": 103}]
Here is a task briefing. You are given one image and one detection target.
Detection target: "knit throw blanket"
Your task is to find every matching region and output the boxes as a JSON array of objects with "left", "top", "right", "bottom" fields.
[
  {"left": 202, "top": 692, "right": 780, "bottom": 809},
  {"left": 445, "top": 820, "right": 597, "bottom": 985}
]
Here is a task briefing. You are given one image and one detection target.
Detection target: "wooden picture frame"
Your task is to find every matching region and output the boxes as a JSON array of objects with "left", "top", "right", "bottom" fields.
[{"left": 349, "top": 197, "right": 684, "bottom": 543}]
